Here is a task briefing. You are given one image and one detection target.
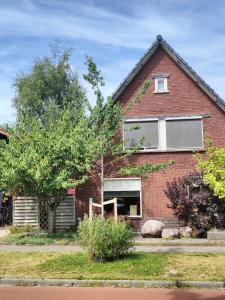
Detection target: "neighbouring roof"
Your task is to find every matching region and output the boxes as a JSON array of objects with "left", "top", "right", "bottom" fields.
[
  {"left": 0, "top": 128, "right": 8, "bottom": 138},
  {"left": 112, "top": 35, "right": 225, "bottom": 113}
]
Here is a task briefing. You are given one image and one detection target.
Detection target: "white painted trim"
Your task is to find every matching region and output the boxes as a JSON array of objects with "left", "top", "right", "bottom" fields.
[
  {"left": 165, "top": 117, "right": 204, "bottom": 150},
  {"left": 201, "top": 118, "right": 204, "bottom": 149},
  {"left": 140, "top": 182, "right": 142, "bottom": 218},
  {"left": 104, "top": 177, "right": 141, "bottom": 181},
  {"left": 123, "top": 118, "right": 160, "bottom": 151},
  {"left": 125, "top": 118, "right": 159, "bottom": 122},
  {"left": 104, "top": 178, "right": 141, "bottom": 192},
  {"left": 159, "top": 119, "right": 166, "bottom": 151},
  {"left": 123, "top": 116, "right": 204, "bottom": 152},
  {"left": 165, "top": 116, "right": 203, "bottom": 120},
  {"left": 154, "top": 77, "right": 168, "bottom": 93},
  {"left": 132, "top": 148, "right": 205, "bottom": 153}
]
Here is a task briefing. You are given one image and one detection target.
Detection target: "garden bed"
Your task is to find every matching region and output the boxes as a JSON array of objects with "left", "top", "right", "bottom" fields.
[{"left": 1, "top": 231, "right": 78, "bottom": 246}]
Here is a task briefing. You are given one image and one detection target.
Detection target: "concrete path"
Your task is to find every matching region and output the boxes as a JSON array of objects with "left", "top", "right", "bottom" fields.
[
  {"left": 0, "top": 286, "right": 225, "bottom": 300},
  {"left": 1, "top": 244, "right": 225, "bottom": 253},
  {"left": 135, "top": 237, "right": 225, "bottom": 246},
  {"left": 135, "top": 245, "right": 225, "bottom": 253},
  {"left": 0, "top": 228, "right": 9, "bottom": 238}
]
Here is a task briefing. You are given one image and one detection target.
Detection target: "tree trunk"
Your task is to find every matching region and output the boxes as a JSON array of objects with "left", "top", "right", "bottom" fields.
[
  {"left": 48, "top": 207, "right": 56, "bottom": 233},
  {"left": 100, "top": 155, "right": 104, "bottom": 217}
]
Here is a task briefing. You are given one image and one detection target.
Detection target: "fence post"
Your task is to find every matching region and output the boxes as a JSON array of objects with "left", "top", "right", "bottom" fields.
[
  {"left": 114, "top": 197, "right": 118, "bottom": 222},
  {"left": 89, "top": 198, "right": 93, "bottom": 220}
]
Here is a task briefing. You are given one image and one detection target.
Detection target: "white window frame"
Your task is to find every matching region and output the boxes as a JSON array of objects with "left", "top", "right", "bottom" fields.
[
  {"left": 103, "top": 178, "right": 142, "bottom": 218},
  {"left": 123, "top": 118, "right": 160, "bottom": 151},
  {"left": 123, "top": 116, "right": 204, "bottom": 152},
  {"left": 165, "top": 116, "right": 204, "bottom": 151},
  {"left": 154, "top": 77, "right": 168, "bottom": 93}
]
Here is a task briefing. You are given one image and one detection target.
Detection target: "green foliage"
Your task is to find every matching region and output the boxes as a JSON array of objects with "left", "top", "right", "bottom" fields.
[
  {"left": 0, "top": 44, "right": 98, "bottom": 217},
  {"left": 1, "top": 47, "right": 175, "bottom": 233},
  {"left": 84, "top": 56, "right": 121, "bottom": 143},
  {"left": 8, "top": 224, "right": 36, "bottom": 235},
  {"left": 5, "top": 231, "right": 76, "bottom": 245},
  {"left": 1, "top": 252, "right": 225, "bottom": 281},
  {"left": 196, "top": 141, "right": 225, "bottom": 199},
  {"left": 13, "top": 42, "right": 87, "bottom": 122},
  {"left": 0, "top": 109, "right": 98, "bottom": 203},
  {"left": 83, "top": 57, "right": 174, "bottom": 179},
  {"left": 38, "top": 252, "right": 166, "bottom": 279},
  {"left": 126, "top": 79, "right": 151, "bottom": 112},
  {"left": 83, "top": 55, "right": 105, "bottom": 90},
  {"left": 78, "top": 216, "right": 134, "bottom": 260},
  {"left": 120, "top": 160, "right": 175, "bottom": 176}
]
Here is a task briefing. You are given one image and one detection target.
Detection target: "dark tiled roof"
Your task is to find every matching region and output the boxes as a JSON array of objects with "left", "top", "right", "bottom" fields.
[{"left": 112, "top": 35, "right": 225, "bottom": 112}]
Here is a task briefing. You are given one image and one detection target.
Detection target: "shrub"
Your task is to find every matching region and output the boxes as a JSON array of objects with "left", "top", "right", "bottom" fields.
[
  {"left": 78, "top": 215, "right": 134, "bottom": 260},
  {"left": 164, "top": 173, "right": 225, "bottom": 237},
  {"left": 9, "top": 224, "right": 36, "bottom": 234}
]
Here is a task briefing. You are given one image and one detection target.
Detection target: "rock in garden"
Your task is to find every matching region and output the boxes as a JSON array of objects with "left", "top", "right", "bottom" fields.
[
  {"left": 141, "top": 220, "right": 165, "bottom": 237},
  {"left": 162, "top": 228, "right": 179, "bottom": 239},
  {"left": 179, "top": 226, "right": 192, "bottom": 238}
]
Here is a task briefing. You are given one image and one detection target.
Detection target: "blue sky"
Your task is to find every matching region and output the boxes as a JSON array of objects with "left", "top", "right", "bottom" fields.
[{"left": 1, "top": 0, "right": 225, "bottom": 123}]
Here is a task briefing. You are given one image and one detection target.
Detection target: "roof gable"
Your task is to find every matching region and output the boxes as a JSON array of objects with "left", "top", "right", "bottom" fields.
[{"left": 112, "top": 35, "right": 225, "bottom": 113}]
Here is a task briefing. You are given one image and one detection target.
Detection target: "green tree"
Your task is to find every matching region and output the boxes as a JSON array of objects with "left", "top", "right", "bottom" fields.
[
  {"left": 0, "top": 45, "right": 95, "bottom": 232},
  {"left": 84, "top": 56, "right": 174, "bottom": 213},
  {"left": 0, "top": 48, "right": 174, "bottom": 233},
  {"left": 0, "top": 107, "right": 99, "bottom": 232},
  {"left": 196, "top": 141, "right": 225, "bottom": 199},
  {"left": 13, "top": 42, "right": 87, "bottom": 122}
]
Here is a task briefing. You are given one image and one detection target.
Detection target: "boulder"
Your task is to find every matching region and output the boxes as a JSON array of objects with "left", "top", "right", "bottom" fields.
[
  {"left": 162, "top": 228, "right": 179, "bottom": 239},
  {"left": 141, "top": 220, "right": 165, "bottom": 237},
  {"left": 179, "top": 226, "right": 192, "bottom": 238}
]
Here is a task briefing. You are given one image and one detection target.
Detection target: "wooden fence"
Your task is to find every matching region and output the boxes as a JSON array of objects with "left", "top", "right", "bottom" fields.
[
  {"left": 13, "top": 196, "right": 75, "bottom": 231},
  {"left": 13, "top": 196, "right": 39, "bottom": 227}
]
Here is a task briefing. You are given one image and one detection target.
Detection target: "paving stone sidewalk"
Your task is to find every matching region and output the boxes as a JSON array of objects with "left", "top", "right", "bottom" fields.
[{"left": 1, "top": 244, "right": 225, "bottom": 253}]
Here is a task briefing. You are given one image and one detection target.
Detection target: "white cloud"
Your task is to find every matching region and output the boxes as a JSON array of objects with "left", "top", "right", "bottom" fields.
[
  {"left": 1, "top": 0, "right": 225, "bottom": 123},
  {"left": 0, "top": 1, "right": 191, "bottom": 49}
]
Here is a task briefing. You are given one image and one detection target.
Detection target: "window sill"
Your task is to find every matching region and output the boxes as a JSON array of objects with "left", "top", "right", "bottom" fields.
[
  {"left": 154, "top": 90, "right": 169, "bottom": 94},
  {"left": 120, "top": 215, "right": 142, "bottom": 219},
  {"left": 130, "top": 148, "right": 205, "bottom": 154}
]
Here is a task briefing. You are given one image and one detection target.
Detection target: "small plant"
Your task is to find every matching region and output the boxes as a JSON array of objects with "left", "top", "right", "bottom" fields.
[
  {"left": 78, "top": 215, "right": 134, "bottom": 261},
  {"left": 9, "top": 224, "right": 36, "bottom": 234}
]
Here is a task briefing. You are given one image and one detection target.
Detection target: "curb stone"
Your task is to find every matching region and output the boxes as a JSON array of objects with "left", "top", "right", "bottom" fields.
[{"left": 0, "top": 278, "right": 224, "bottom": 289}]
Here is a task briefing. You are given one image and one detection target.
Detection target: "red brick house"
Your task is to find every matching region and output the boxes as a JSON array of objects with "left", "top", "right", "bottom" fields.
[{"left": 79, "top": 35, "right": 225, "bottom": 230}]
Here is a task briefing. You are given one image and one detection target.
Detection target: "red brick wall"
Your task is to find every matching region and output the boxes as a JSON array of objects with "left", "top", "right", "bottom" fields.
[{"left": 76, "top": 46, "right": 225, "bottom": 230}]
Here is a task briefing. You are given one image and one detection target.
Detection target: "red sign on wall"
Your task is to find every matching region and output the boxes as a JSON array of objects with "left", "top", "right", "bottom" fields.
[{"left": 67, "top": 188, "right": 76, "bottom": 195}]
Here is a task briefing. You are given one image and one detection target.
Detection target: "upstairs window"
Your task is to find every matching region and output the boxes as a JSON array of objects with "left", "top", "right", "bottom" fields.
[
  {"left": 124, "top": 117, "right": 204, "bottom": 151},
  {"left": 154, "top": 75, "right": 169, "bottom": 93},
  {"left": 166, "top": 119, "right": 203, "bottom": 150},
  {"left": 124, "top": 120, "right": 159, "bottom": 150}
]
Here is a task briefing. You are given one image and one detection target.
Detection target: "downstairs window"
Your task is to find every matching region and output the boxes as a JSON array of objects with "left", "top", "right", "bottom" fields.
[{"left": 103, "top": 179, "right": 141, "bottom": 217}]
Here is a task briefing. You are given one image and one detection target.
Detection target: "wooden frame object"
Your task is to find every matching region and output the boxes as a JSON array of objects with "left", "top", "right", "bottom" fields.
[{"left": 89, "top": 198, "right": 118, "bottom": 221}]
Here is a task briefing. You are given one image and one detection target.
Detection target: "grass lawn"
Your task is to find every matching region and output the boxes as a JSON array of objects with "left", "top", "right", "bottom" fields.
[
  {"left": 1, "top": 232, "right": 77, "bottom": 245},
  {"left": 0, "top": 252, "right": 225, "bottom": 281}
]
